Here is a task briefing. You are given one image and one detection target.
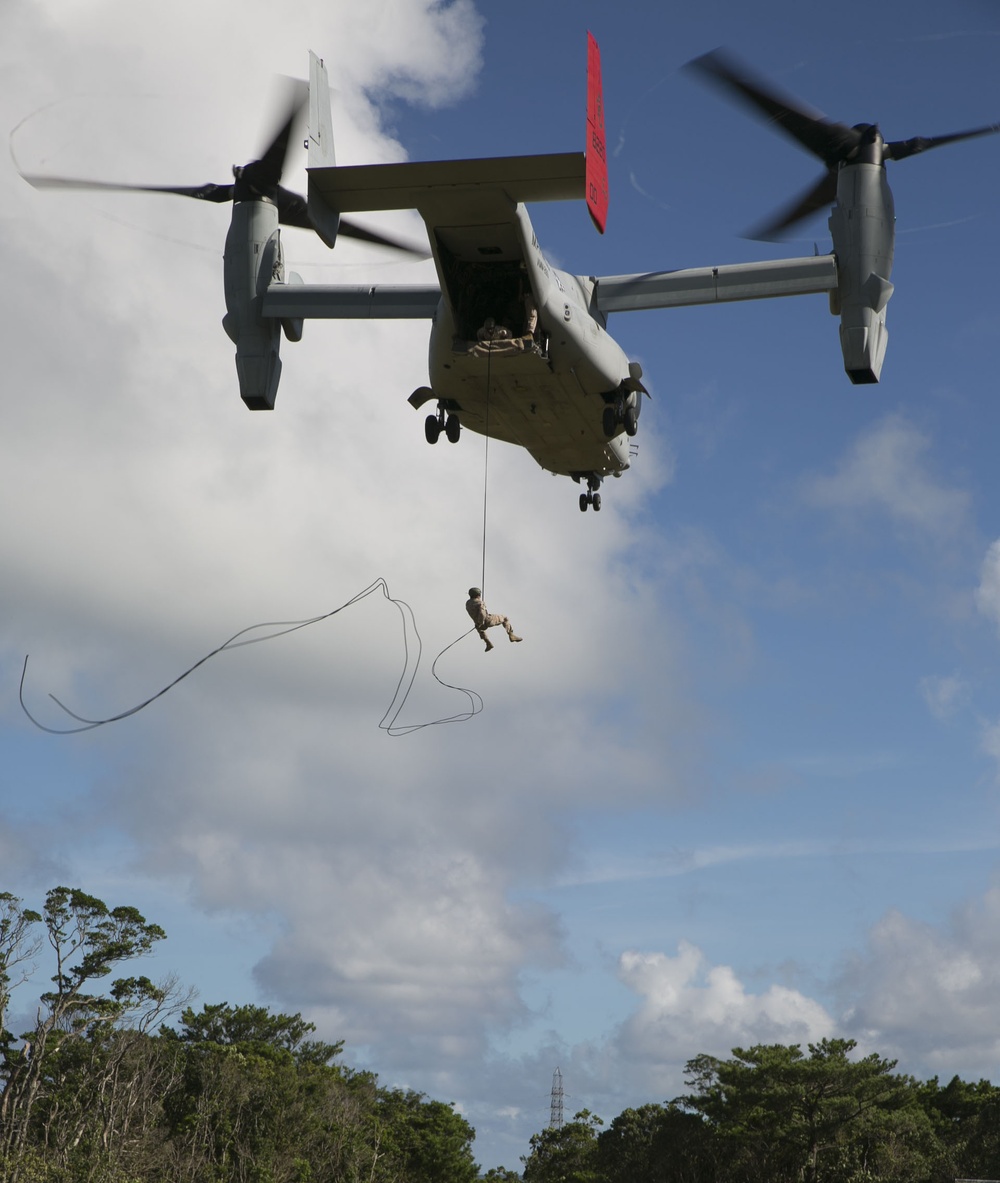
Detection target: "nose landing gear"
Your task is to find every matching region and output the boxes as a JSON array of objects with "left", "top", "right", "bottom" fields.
[{"left": 578, "top": 475, "right": 603, "bottom": 512}]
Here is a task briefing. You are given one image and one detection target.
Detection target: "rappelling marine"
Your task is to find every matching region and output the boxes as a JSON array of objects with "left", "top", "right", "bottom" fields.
[{"left": 465, "top": 588, "right": 522, "bottom": 653}]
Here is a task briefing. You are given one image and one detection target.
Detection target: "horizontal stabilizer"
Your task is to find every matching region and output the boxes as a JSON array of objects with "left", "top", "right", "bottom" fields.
[{"left": 308, "top": 152, "right": 585, "bottom": 214}]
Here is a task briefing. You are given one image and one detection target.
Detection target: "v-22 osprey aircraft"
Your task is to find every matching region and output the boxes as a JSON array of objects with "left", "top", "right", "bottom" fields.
[{"left": 23, "top": 37, "right": 1000, "bottom": 511}]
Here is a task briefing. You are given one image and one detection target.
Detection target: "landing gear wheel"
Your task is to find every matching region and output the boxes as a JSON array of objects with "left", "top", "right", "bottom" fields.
[
  {"left": 624, "top": 406, "right": 639, "bottom": 437},
  {"left": 603, "top": 406, "right": 618, "bottom": 438},
  {"left": 425, "top": 415, "right": 441, "bottom": 444},
  {"left": 579, "top": 474, "right": 604, "bottom": 512},
  {"left": 445, "top": 413, "right": 461, "bottom": 443}
]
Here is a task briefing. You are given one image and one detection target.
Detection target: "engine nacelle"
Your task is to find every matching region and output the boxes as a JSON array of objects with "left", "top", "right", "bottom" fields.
[
  {"left": 828, "top": 161, "right": 895, "bottom": 384},
  {"left": 222, "top": 199, "right": 284, "bottom": 410}
]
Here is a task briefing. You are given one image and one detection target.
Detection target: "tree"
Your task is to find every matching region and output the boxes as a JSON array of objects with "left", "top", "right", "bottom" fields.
[
  {"left": 596, "top": 1102, "right": 712, "bottom": 1183},
  {"left": 681, "top": 1039, "right": 927, "bottom": 1183},
  {"left": 0, "top": 888, "right": 488, "bottom": 1183},
  {"left": 0, "top": 886, "right": 168, "bottom": 1181},
  {"left": 0, "top": 894, "right": 42, "bottom": 1131},
  {"left": 0, "top": 893, "right": 42, "bottom": 1053},
  {"left": 170, "top": 1000, "right": 344, "bottom": 1066},
  {"left": 522, "top": 1110, "right": 603, "bottom": 1183},
  {"left": 160, "top": 1001, "right": 440, "bottom": 1183},
  {"left": 159, "top": 1002, "right": 334, "bottom": 1180},
  {"left": 918, "top": 1075, "right": 1000, "bottom": 1182},
  {"left": 375, "top": 1087, "right": 479, "bottom": 1183}
]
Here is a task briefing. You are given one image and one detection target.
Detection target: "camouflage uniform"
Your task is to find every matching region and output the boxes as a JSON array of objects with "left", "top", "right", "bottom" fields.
[{"left": 465, "top": 589, "right": 522, "bottom": 652}]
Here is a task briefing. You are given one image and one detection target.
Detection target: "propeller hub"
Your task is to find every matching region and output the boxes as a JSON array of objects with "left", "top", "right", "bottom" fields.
[
  {"left": 232, "top": 160, "right": 281, "bottom": 203},
  {"left": 683, "top": 48, "right": 1000, "bottom": 235},
  {"left": 849, "top": 123, "right": 885, "bottom": 166}
]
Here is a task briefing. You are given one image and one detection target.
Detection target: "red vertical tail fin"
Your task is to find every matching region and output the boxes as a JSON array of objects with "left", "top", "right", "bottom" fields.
[{"left": 586, "top": 31, "right": 609, "bottom": 234}]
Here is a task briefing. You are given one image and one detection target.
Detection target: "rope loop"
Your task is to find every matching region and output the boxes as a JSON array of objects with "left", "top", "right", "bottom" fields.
[{"left": 19, "top": 579, "right": 483, "bottom": 738}]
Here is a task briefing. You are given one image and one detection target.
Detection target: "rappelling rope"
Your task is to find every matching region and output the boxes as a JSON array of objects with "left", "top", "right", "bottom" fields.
[
  {"left": 480, "top": 345, "right": 492, "bottom": 596},
  {"left": 18, "top": 578, "right": 483, "bottom": 738}
]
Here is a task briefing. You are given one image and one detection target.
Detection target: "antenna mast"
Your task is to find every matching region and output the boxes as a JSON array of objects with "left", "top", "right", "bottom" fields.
[{"left": 550, "top": 1067, "right": 564, "bottom": 1129}]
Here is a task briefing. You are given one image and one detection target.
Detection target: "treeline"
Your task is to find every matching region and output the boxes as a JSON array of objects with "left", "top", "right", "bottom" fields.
[
  {"left": 6, "top": 887, "right": 1000, "bottom": 1183},
  {"left": 517, "top": 1042, "right": 1000, "bottom": 1183},
  {"left": 0, "top": 888, "right": 479, "bottom": 1183}
]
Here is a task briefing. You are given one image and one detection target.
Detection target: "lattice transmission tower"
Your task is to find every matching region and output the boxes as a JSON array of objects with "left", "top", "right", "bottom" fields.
[{"left": 550, "top": 1067, "right": 564, "bottom": 1129}]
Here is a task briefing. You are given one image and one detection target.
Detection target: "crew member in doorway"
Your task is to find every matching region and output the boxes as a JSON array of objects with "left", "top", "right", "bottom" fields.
[{"left": 465, "top": 588, "right": 522, "bottom": 653}]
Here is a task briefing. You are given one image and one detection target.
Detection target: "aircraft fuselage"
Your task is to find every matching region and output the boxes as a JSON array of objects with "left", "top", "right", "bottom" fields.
[{"left": 424, "top": 203, "right": 637, "bottom": 482}]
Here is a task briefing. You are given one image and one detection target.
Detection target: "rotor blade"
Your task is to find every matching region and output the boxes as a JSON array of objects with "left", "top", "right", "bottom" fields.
[
  {"left": 745, "top": 169, "right": 838, "bottom": 240},
  {"left": 274, "top": 185, "right": 428, "bottom": 255},
  {"left": 339, "top": 217, "right": 430, "bottom": 257},
  {"left": 20, "top": 173, "right": 235, "bottom": 202},
  {"left": 275, "top": 184, "right": 311, "bottom": 228},
  {"left": 254, "top": 76, "right": 309, "bottom": 185},
  {"left": 685, "top": 48, "right": 861, "bottom": 166},
  {"left": 886, "top": 122, "right": 1000, "bottom": 161}
]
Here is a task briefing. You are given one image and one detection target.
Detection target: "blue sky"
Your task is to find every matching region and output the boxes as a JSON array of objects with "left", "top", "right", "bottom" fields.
[{"left": 4, "top": 0, "right": 1000, "bottom": 1171}]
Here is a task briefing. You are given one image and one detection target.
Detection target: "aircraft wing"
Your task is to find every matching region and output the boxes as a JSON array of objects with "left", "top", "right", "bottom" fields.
[
  {"left": 593, "top": 255, "right": 837, "bottom": 314},
  {"left": 308, "top": 153, "right": 585, "bottom": 219},
  {"left": 262, "top": 284, "right": 440, "bottom": 320},
  {"left": 261, "top": 256, "right": 839, "bottom": 321}
]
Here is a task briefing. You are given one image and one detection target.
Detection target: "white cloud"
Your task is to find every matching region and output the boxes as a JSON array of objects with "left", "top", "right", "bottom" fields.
[
  {"left": 804, "top": 413, "right": 969, "bottom": 539},
  {"left": 611, "top": 942, "right": 835, "bottom": 1095},
  {"left": 838, "top": 883, "right": 1000, "bottom": 1076},
  {"left": 980, "top": 717, "right": 1000, "bottom": 776},
  {"left": 919, "top": 673, "right": 969, "bottom": 720},
  {"left": 570, "top": 881, "right": 1000, "bottom": 1111},
  {"left": 975, "top": 539, "right": 1000, "bottom": 632}
]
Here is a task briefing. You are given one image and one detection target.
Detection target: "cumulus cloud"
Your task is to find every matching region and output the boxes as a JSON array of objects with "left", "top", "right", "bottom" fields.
[
  {"left": 612, "top": 942, "right": 835, "bottom": 1096},
  {"left": 839, "top": 883, "right": 1000, "bottom": 1076},
  {"left": 803, "top": 413, "right": 969, "bottom": 540},
  {"left": 580, "top": 882, "right": 1000, "bottom": 1111}
]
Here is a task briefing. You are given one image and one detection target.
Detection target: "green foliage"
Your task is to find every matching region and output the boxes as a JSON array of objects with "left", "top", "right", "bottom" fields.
[
  {"left": 0, "top": 887, "right": 172, "bottom": 1183},
  {"left": 0, "top": 893, "right": 42, "bottom": 1059},
  {"left": 0, "top": 888, "right": 484, "bottom": 1182},
  {"left": 168, "top": 1000, "right": 344, "bottom": 1066},
  {"left": 596, "top": 1102, "right": 711, "bottom": 1183},
  {"left": 375, "top": 1087, "right": 479, "bottom": 1183},
  {"left": 680, "top": 1039, "right": 940, "bottom": 1183},
  {"left": 9, "top": 884, "right": 1000, "bottom": 1183},
  {"left": 41, "top": 887, "right": 166, "bottom": 1001},
  {"left": 918, "top": 1075, "right": 1000, "bottom": 1181},
  {"left": 521, "top": 1112, "right": 603, "bottom": 1183}
]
